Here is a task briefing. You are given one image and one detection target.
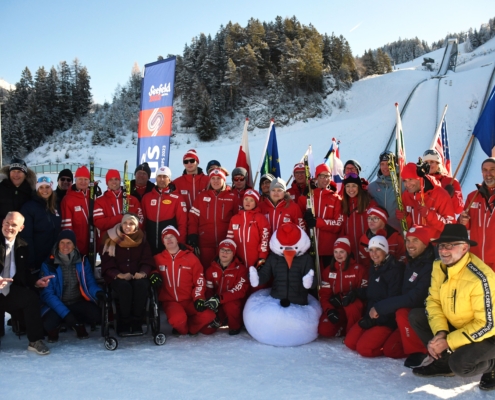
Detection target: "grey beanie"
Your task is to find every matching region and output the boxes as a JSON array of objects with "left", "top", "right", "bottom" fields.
[
  {"left": 269, "top": 177, "right": 286, "bottom": 192},
  {"left": 232, "top": 167, "right": 248, "bottom": 177},
  {"left": 121, "top": 213, "right": 140, "bottom": 228}
]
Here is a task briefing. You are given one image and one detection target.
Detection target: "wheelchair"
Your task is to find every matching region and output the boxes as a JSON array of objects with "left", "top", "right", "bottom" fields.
[{"left": 101, "top": 284, "right": 166, "bottom": 350}]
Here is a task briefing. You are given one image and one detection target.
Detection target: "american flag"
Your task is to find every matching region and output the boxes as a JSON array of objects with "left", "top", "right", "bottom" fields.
[
  {"left": 434, "top": 117, "right": 451, "bottom": 176},
  {"left": 324, "top": 138, "right": 343, "bottom": 190}
]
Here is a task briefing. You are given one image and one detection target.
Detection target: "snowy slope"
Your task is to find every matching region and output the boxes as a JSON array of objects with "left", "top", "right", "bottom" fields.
[{"left": 0, "top": 78, "right": 14, "bottom": 91}]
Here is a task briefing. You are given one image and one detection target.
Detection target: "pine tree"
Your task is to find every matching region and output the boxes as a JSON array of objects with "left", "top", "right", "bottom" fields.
[
  {"left": 196, "top": 91, "right": 218, "bottom": 141},
  {"left": 57, "top": 61, "right": 74, "bottom": 129},
  {"left": 72, "top": 58, "right": 92, "bottom": 119}
]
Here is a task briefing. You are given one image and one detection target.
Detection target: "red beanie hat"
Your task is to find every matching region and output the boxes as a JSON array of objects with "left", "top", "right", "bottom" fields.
[
  {"left": 315, "top": 163, "right": 331, "bottom": 177},
  {"left": 183, "top": 149, "right": 199, "bottom": 163},
  {"left": 406, "top": 225, "right": 430, "bottom": 246},
  {"left": 401, "top": 163, "right": 420, "bottom": 180},
  {"left": 161, "top": 225, "right": 180, "bottom": 242},
  {"left": 209, "top": 168, "right": 226, "bottom": 181},
  {"left": 218, "top": 239, "right": 237, "bottom": 253},
  {"left": 293, "top": 163, "right": 305, "bottom": 173},
  {"left": 367, "top": 206, "right": 388, "bottom": 224},
  {"left": 243, "top": 189, "right": 260, "bottom": 205},
  {"left": 75, "top": 166, "right": 90, "bottom": 179},
  {"left": 276, "top": 223, "right": 302, "bottom": 247},
  {"left": 334, "top": 237, "right": 351, "bottom": 254},
  {"left": 106, "top": 169, "right": 121, "bottom": 185}
]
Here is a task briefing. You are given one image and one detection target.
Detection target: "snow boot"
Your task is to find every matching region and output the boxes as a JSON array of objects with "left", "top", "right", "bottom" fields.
[
  {"left": 412, "top": 353, "right": 454, "bottom": 377},
  {"left": 404, "top": 353, "right": 432, "bottom": 369},
  {"left": 480, "top": 365, "right": 495, "bottom": 391}
]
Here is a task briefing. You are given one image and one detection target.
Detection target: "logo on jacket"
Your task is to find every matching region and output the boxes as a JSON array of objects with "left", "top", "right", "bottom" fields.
[
  {"left": 151, "top": 199, "right": 157, "bottom": 206},
  {"left": 162, "top": 199, "right": 172, "bottom": 205},
  {"left": 75, "top": 206, "right": 81, "bottom": 212},
  {"left": 212, "top": 272, "right": 217, "bottom": 278},
  {"left": 409, "top": 272, "right": 418, "bottom": 282},
  {"left": 159, "top": 265, "right": 165, "bottom": 271},
  {"left": 181, "top": 190, "right": 188, "bottom": 195},
  {"left": 204, "top": 197, "right": 211, "bottom": 202},
  {"left": 233, "top": 224, "right": 239, "bottom": 230},
  {"left": 375, "top": 277, "right": 380, "bottom": 282},
  {"left": 329, "top": 273, "right": 337, "bottom": 279}
]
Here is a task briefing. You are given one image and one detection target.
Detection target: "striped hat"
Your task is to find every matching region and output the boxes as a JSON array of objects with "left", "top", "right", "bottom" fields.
[
  {"left": 183, "top": 149, "right": 199, "bottom": 163},
  {"left": 219, "top": 238, "right": 237, "bottom": 253},
  {"left": 367, "top": 206, "right": 388, "bottom": 224},
  {"left": 243, "top": 189, "right": 260, "bottom": 205},
  {"left": 209, "top": 168, "right": 226, "bottom": 181},
  {"left": 161, "top": 225, "right": 180, "bottom": 241}
]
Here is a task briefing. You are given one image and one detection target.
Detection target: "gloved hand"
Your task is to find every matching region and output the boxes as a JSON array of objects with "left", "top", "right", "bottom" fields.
[
  {"left": 304, "top": 210, "right": 317, "bottom": 229},
  {"left": 187, "top": 234, "right": 199, "bottom": 248},
  {"left": 445, "top": 184, "right": 455, "bottom": 198},
  {"left": 249, "top": 266, "right": 259, "bottom": 287},
  {"left": 302, "top": 269, "right": 314, "bottom": 289},
  {"left": 329, "top": 294, "right": 342, "bottom": 308},
  {"left": 416, "top": 161, "right": 430, "bottom": 177},
  {"left": 95, "top": 291, "right": 106, "bottom": 304},
  {"left": 358, "top": 317, "right": 377, "bottom": 330},
  {"left": 204, "top": 295, "right": 220, "bottom": 312},
  {"left": 256, "top": 259, "right": 266, "bottom": 270},
  {"left": 194, "top": 299, "right": 206, "bottom": 312},
  {"left": 150, "top": 272, "right": 163, "bottom": 289},
  {"left": 327, "top": 309, "right": 340, "bottom": 324},
  {"left": 64, "top": 312, "right": 79, "bottom": 328},
  {"left": 418, "top": 206, "right": 429, "bottom": 218},
  {"left": 342, "top": 290, "right": 357, "bottom": 307},
  {"left": 395, "top": 209, "right": 406, "bottom": 221}
]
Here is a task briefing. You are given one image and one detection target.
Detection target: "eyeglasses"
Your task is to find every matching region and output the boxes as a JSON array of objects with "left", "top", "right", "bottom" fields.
[
  {"left": 219, "top": 248, "right": 233, "bottom": 253},
  {"left": 319, "top": 174, "right": 332, "bottom": 179},
  {"left": 437, "top": 242, "right": 466, "bottom": 250},
  {"left": 233, "top": 177, "right": 245, "bottom": 182},
  {"left": 59, "top": 177, "right": 72, "bottom": 182},
  {"left": 367, "top": 216, "right": 381, "bottom": 222},
  {"left": 183, "top": 159, "right": 196, "bottom": 164},
  {"left": 344, "top": 173, "right": 359, "bottom": 179}
]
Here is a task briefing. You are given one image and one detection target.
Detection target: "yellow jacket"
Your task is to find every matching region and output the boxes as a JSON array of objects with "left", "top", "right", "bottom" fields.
[{"left": 426, "top": 252, "right": 495, "bottom": 351}]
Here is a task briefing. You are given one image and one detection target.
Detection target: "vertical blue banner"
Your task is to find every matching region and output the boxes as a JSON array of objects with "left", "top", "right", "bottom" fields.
[{"left": 137, "top": 56, "right": 176, "bottom": 182}]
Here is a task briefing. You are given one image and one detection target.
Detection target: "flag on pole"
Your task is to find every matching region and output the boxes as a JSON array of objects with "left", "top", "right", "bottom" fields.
[
  {"left": 258, "top": 120, "right": 281, "bottom": 178},
  {"left": 395, "top": 103, "right": 407, "bottom": 174},
  {"left": 300, "top": 145, "right": 316, "bottom": 177},
  {"left": 324, "top": 138, "right": 343, "bottom": 191},
  {"left": 235, "top": 118, "right": 254, "bottom": 187},
  {"left": 473, "top": 85, "right": 495, "bottom": 157},
  {"left": 433, "top": 117, "right": 452, "bottom": 175}
]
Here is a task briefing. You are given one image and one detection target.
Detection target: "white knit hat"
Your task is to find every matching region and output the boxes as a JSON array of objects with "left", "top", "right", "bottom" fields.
[
  {"left": 156, "top": 166, "right": 172, "bottom": 179},
  {"left": 368, "top": 235, "right": 389, "bottom": 254}
]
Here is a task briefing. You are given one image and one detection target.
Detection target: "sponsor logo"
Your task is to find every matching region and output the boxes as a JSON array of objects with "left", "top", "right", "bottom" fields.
[
  {"left": 151, "top": 199, "right": 157, "bottom": 206},
  {"left": 212, "top": 272, "right": 217, "bottom": 278},
  {"left": 74, "top": 206, "right": 81, "bottom": 212},
  {"left": 204, "top": 197, "right": 211, "bottom": 202},
  {"left": 162, "top": 199, "right": 172, "bottom": 205},
  {"left": 181, "top": 202, "right": 186, "bottom": 207},
  {"left": 283, "top": 217, "right": 291, "bottom": 223},
  {"left": 344, "top": 275, "right": 355, "bottom": 278},
  {"left": 409, "top": 272, "right": 418, "bottom": 282},
  {"left": 329, "top": 273, "right": 337, "bottom": 279},
  {"left": 233, "top": 224, "right": 239, "bottom": 230},
  {"left": 181, "top": 190, "right": 188, "bottom": 195},
  {"left": 159, "top": 265, "right": 165, "bottom": 271},
  {"left": 149, "top": 83, "right": 171, "bottom": 102}
]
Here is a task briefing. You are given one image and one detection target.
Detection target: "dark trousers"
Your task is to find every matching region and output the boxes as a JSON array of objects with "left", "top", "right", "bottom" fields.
[
  {"left": 0, "top": 285, "right": 44, "bottom": 342},
  {"left": 409, "top": 307, "right": 495, "bottom": 377},
  {"left": 43, "top": 300, "right": 101, "bottom": 332},
  {"left": 111, "top": 278, "right": 150, "bottom": 322}
]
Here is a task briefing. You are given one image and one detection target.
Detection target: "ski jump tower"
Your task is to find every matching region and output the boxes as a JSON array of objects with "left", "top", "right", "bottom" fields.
[{"left": 436, "top": 38, "right": 458, "bottom": 76}]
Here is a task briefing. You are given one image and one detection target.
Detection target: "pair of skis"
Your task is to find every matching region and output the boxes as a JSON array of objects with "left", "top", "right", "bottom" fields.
[{"left": 387, "top": 154, "right": 408, "bottom": 236}]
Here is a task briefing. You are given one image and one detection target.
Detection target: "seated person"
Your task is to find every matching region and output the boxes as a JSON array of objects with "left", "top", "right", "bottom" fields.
[
  {"left": 40, "top": 230, "right": 105, "bottom": 342},
  {"left": 202, "top": 239, "right": 249, "bottom": 336},
  {"left": 101, "top": 213, "right": 155, "bottom": 335}
]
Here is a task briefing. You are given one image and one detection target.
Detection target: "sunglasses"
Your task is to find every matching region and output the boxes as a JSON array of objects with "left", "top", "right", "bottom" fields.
[
  {"left": 344, "top": 173, "right": 359, "bottom": 179},
  {"left": 423, "top": 149, "right": 438, "bottom": 156},
  {"left": 183, "top": 159, "right": 196, "bottom": 164},
  {"left": 59, "top": 177, "right": 72, "bottom": 182},
  {"left": 233, "top": 177, "right": 245, "bottom": 182}
]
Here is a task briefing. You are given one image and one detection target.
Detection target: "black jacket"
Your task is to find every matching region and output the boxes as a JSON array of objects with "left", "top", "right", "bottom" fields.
[
  {"left": 0, "top": 236, "right": 37, "bottom": 289},
  {"left": 130, "top": 180, "right": 155, "bottom": 202},
  {"left": 0, "top": 166, "right": 36, "bottom": 221},
  {"left": 374, "top": 245, "right": 435, "bottom": 317},
  {"left": 258, "top": 253, "right": 316, "bottom": 306}
]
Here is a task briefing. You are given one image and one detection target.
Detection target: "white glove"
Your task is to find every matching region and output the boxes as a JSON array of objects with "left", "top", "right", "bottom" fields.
[
  {"left": 302, "top": 269, "right": 314, "bottom": 289},
  {"left": 249, "top": 266, "right": 259, "bottom": 288}
]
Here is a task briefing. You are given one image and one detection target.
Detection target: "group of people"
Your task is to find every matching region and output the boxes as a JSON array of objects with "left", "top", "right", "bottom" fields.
[{"left": 0, "top": 147, "right": 494, "bottom": 392}]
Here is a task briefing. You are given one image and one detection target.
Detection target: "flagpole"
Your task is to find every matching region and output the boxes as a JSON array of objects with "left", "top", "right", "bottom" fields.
[
  {"left": 254, "top": 119, "right": 274, "bottom": 186},
  {"left": 286, "top": 147, "right": 311, "bottom": 184},
  {"left": 429, "top": 105, "right": 449, "bottom": 149},
  {"left": 451, "top": 134, "right": 475, "bottom": 182}
]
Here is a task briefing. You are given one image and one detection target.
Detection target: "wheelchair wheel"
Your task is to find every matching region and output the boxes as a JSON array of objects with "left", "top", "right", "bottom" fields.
[
  {"left": 104, "top": 336, "right": 119, "bottom": 351},
  {"left": 154, "top": 333, "right": 166, "bottom": 346}
]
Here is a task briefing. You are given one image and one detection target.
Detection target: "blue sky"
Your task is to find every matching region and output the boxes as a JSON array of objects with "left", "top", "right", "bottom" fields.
[{"left": 1, "top": 0, "right": 492, "bottom": 104}]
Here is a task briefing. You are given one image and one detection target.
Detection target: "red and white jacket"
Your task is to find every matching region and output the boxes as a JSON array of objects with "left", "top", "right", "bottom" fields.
[
  {"left": 154, "top": 248, "right": 206, "bottom": 303},
  {"left": 93, "top": 189, "right": 143, "bottom": 233},
  {"left": 342, "top": 197, "right": 377, "bottom": 259},
  {"left": 173, "top": 171, "right": 210, "bottom": 210},
  {"left": 205, "top": 257, "right": 249, "bottom": 303},
  {"left": 358, "top": 226, "right": 407, "bottom": 267},
  {"left": 258, "top": 196, "right": 305, "bottom": 232},
  {"left": 430, "top": 173, "right": 464, "bottom": 215},
  {"left": 227, "top": 209, "right": 271, "bottom": 268},
  {"left": 319, "top": 259, "right": 368, "bottom": 314},
  {"left": 61, "top": 186, "right": 91, "bottom": 256}
]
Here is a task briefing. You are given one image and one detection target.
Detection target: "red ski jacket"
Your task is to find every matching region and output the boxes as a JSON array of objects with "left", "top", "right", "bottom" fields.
[
  {"left": 93, "top": 189, "right": 143, "bottom": 233},
  {"left": 154, "top": 247, "right": 206, "bottom": 303},
  {"left": 258, "top": 196, "right": 305, "bottom": 233},
  {"left": 287, "top": 181, "right": 306, "bottom": 205},
  {"left": 61, "top": 187, "right": 91, "bottom": 256},
  {"left": 227, "top": 209, "right": 271, "bottom": 268},
  {"left": 205, "top": 257, "right": 249, "bottom": 303},
  {"left": 173, "top": 171, "right": 210, "bottom": 211},
  {"left": 430, "top": 173, "right": 464, "bottom": 215},
  {"left": 342, "top": 197, "right": 377, "bottom": 259},
  {"left": 358, "top": 226, "right": 406, "bottom": 267}
]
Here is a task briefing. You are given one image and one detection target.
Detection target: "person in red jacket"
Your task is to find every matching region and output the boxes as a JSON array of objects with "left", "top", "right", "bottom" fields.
[
  {"left": 231, "top": 167, "right": 252, "bottom": 202},
  {"left": 318, "top": 237, "right": 368, "bottom": 337},
  {"left": 299, "top": 163, "right": 343, "bottom": 268},
  {"left": 287, "top": 163, "right": 307, "bottom": 204},
  {"left": 423, "top": 149, "right": 464, "bottom": 214},
  {"left": 141, "top": 166, "right": 187, "bottom": 255},
  {"left": 151, "top": 226, "right": 215, "bottom": 335},
  {"left": 227, "top": 189, "right": 270, "bottom": 270},
  {"left": 172, "top": 149, "right": 210, "bottom": 211},
  {"left": 61, "top": 166, "right": 94, "bottom": 256},
  {"left": 93, "top": 169, "right": 143, "bottom": 235},
  {"left": 396, "top": 162, "right": 455, "bottom": 239},
  {"left": 202, "top": 239, "right": 249, "bottom": 335},
  {"left": 341, "top": 173, "right": 377, "bottom": 259},
  {"left": 358, "top": 206, "right": 406, "bottom": 267},
  {"left": 459, "top": 157, "right": 495, "bottom": 271},
  {"left": 188, "top": 168, "right": 240, "bottom": 270},
  {"left": 258, "top": 177, "right": 305, "bottom": 233}
]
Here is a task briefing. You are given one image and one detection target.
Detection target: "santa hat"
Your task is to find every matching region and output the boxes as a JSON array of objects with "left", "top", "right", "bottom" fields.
[
  {"left": 334, "top": 237, "right": 351, "bottom": 254},
  {"left": 406, "top": 225, "right": 430, "bottom": 246},
  {"left": 401, "top": 163, "right": 420, "bottom": 180},
  {"left": 36, "top": 176, "right": 53, "bottom": 191},
  {"left": 315, "top": 164, "right": 331, "bottom": 177},
  {"left": 368, "top": 235, "right": 389, "bottom": 254},
  {"left": 270, "top": 223, "right": 310, "bottom": 267},
  {"left": 75, "top": 166, "right": 90, "bottom": 179},
  {"left": 106, "top": 169, "right": 121, "bottom": 185},
  {"left": 293, "top": 163, "right": 305, "bottom": 173},
  {"left": 209, "top": 168, "right": 226, "bottom": 181},
  {"left": 183, "top": 149, "right": 199, "bottom": 163},
  {"left": 156, "top": 166, "right": 172, "bottom": 179},
  {"left": 243, "top": 189, "right": 260, "bottom": 205},
  {"left": 367, "top": 206, "right": 388, "bottom": 224},
  {"left": 161, "top": 225, "right": 180, "bottom": 241},
  {"left": 218, "top": 239, "right": 237, "bottom": 253}
]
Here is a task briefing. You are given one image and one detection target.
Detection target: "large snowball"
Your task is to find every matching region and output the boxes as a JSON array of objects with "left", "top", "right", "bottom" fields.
[{"left": 243, "top": 289, "right": 322, "bottom": 347}]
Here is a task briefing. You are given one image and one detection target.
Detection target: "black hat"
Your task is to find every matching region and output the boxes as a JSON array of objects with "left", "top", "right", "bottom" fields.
[
  {"left": 344, "top": 159, "right": 361, "bottom": 173},
  {"left": 57, "top": 168, "right": 73, "bottom": 181},
  {"left": 135, "top": 162, "right": 151, "bottom": 178},
  {"left": 206, "top": 160, "right": 221, "bottom": 172},
  {"left": 379, "top": 151, "right": 393, "bottom": 162},
  {"left": 57, "top": 229, "right": 77, "bottom": 246},
  {"left": 431, "top": 225, "right": 477, "bottom": 246},
  {"left": 9, "top": 156, "right": 28, "bottom": 174}
]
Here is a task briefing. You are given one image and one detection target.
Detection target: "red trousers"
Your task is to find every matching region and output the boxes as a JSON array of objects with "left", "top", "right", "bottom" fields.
[
  {"left": 382, "top": 308, "right": 427, "bottom": 358},
  {"left": 344, "top": 322, "right": 394, "bottom": 357},
  {"left": 318, "top": 299, "right": 364, "bottom": 338},
  {"left": 162, "top": 300, "right": 216, "bottom": 335},
  {"left": 201, "top": 299, "right": 244, "bottom": 334}
]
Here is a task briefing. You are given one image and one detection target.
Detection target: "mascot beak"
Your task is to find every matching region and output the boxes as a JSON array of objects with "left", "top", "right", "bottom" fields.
[{"left": 283, "top": 248, "right": 297, "bottom": 269}]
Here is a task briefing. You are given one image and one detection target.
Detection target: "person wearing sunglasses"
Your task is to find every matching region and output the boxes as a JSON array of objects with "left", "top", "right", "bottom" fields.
[
  {"left": 231, "top": 167, "right": 252, "bottom": 201},
  {"left": 55, "top": 168, "right": 73, "bottom": 210},
  {"left": 409, "top": 224, "right": 495, "bottom": 391},
  {"left": 173, "top": 149, "right": 210, "bottom": 211},
  {"left": 396, "top": 162, "right": 455, "bottom": 240},
  {"left": 423, "top": 149, "right": 464, "bottom": 214}
]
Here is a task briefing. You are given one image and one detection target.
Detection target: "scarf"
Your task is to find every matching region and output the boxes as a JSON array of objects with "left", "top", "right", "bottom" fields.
[{"left": 102, "top": 224, "right": 144, "bottom": 257}]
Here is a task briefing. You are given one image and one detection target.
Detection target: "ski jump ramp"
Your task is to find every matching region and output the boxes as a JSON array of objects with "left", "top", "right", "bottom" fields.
[{"left": 436, "top": 39, "right": 458, "bottom": 76}]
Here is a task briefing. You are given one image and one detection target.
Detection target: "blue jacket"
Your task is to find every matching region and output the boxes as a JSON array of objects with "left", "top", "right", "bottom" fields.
[
  {"left": 367, "top": 174, "right": 401, "bottom": 232},
  {"left": 40, "top": 251, "right": 102, "bottom": 318}
]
